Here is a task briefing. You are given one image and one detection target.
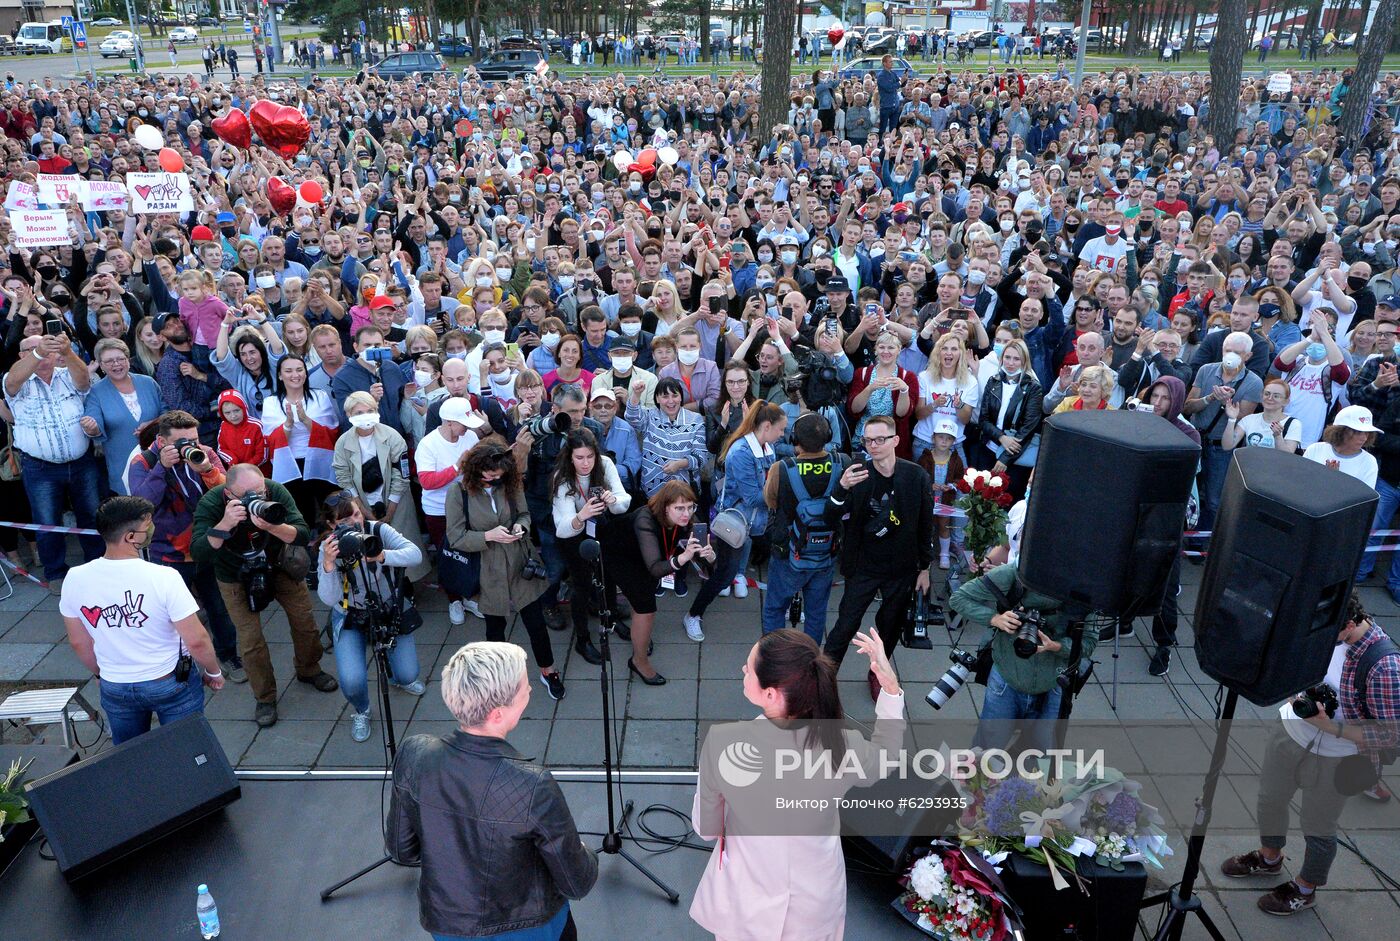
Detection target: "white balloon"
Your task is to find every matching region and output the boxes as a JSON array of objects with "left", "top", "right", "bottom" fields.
[
  {"left": 133, "top": 124, "right": 163, "bottom": 151},
  {"left": 612, "top": 150, "right": 633, "bottom": 173},
  {"left": 658, "top": 146, "right": 679, "bottom": 166},
  {"left": 864, "top": 11, "right": 886, "bottom": 28}
]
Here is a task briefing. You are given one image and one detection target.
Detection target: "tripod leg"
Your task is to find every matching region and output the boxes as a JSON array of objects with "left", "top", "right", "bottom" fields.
[
  {"left": 614, "top": 846, "right": 681, "bottom": 903},
  {"left": 320, "top": 854, "right": 393, "bottom": 900}
]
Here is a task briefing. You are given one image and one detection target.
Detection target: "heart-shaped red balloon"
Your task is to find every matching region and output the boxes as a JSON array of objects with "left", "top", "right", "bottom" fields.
[
  {"left": 627, "top": 162, "right": 656, "bottom": 182},
  {"left": 267, "top": 176, "right": 297, "bottom": 215},
  {"left": 249, "top": 100, "right": 311, "bottom": 161},
  {"left": 828, "top": 27, "right": 845, "bottom": 45},
  {"left": 210, "top": 107, "right": 251, "bottom": 149}
]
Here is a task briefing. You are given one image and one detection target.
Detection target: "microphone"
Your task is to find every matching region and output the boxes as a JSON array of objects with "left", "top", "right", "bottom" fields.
[{"left": 579, "top": 538, "right": 602, "bottom": 562}]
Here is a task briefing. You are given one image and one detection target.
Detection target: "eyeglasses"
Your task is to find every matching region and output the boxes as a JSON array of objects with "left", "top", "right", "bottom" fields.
[
  {"left": 325, "top": 489, "right": 356, "bottom": 508},
  {"left": 863, "top": 434, "right": 896, "bottom": 446}
]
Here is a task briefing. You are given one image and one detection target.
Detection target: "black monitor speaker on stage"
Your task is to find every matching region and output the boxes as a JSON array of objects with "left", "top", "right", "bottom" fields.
[
  {"left": 1195, "top": 448, "right": 1377, "bottom": 706},
  {"left": 26, "top": 714, "right": 240, "bottom": 881},
  {"left": 1019, "top": 411, "right": 1200, "bottom": 618}
]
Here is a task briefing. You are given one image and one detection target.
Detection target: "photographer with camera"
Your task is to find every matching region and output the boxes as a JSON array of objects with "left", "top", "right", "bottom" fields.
[
  {"left": 949, "top": 561, "right": 1096, "bottom": 753},
  {"left": 516, "top": 383, "right": 605, "bottom": 632},
  {"left": 193, "top": 463, "right": 339, "bottom": 728},
  {"left": 1220, "top": 593, "right": 1399, "bottom": 915},
  {"left": 129, "top": 410, "right": 244, "bottom": 682},
  {"left": 60, "top": 496, "right": 225, "bottom": 745},
  {"left": 317, "top": 492, "right": 425, "bottom": 744}
]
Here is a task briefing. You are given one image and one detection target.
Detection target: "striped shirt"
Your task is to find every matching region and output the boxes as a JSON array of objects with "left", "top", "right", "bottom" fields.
[
  {"left": 624, "top": 402, "right": 707, "bottom": 497},
  {"left": 3, "top": 366, "right": 89, "bottom": 463}
]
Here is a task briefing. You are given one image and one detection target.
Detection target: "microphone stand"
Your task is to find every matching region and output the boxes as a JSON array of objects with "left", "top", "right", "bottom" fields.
[{"left": 579, "top": 536, "right": 680, "bottom": 903}]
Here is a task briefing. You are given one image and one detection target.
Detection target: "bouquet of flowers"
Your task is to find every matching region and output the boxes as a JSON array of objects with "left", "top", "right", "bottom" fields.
[
  {"left": 956, "top": 767, "right": 1082, "bottom": 889},
  {"left": 895, "top": 843, "right": 1013, "bottom": 941},
  {"left": 1058, "top": 765, "right": 1172, "bottom": 871},
  {"left": 0, "top": 758, "right": 33, "bottom": 841},
  {"left": 953, "top": 469, "right": 1014, "bottom": 565}
]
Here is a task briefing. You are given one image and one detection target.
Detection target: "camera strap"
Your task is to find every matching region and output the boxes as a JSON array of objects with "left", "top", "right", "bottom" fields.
[{"left": 981, "top": 574, "right": 1025, "bottom": 615}]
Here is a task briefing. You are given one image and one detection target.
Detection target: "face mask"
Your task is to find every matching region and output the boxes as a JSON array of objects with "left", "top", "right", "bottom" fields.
[
  {"left": 557, "top": 275, "right": 575, "bottom": 291},
  {"left": 1106, "top": 224, "right": 1123, "bottom": 236},
  {"left": 992, "top": 342, "right": 1005, "bottom": 357},
  {"left": 303, "top": 245, "right": 321, "bottom": 258},
  {"left": 1222, "top": 351, "right": 1243, "bottom": 371},
  {"left": 1002, "top": 364, "right": 1023, "bottom": 378},
  {"left": 348, "top": 413, "right": 379, "bottom": 430},
  {"left": 629, "top": 182, "right": 642, "bottom": 194},
  {"left": 619, "top": 321, "right": 642, "bottom": 337},
  {"left": 780, "top": 249, "right": 799, "bottom": 266},
  {"left": 413, "top": 369, "right": 433, "bottom": 387},
  {"left": 1065, "top": 221, "right": 1080, "bottom": 232},
  {"left": 677, "top": 348, "right": 701, "bottom": 366},
  {"left": 495, "top": 266, "right": 512, "bottom": 280},
  {"left": 255, "top": 274, "right": 276, "bottom": 289},
  {"left": 999, "top": 219, "right": 1014, "bottom": 233},
  {"left": 37, "top": 265, "right": 59, "bottom": 279},
  {"left": 755, "top": 274, "right": 775, "bottom": 289},
  {"left": 475, "top": 275, "right": 493, "bottom": 288},
  {"left": 1228, "top": 277, "right": 1246, "bottom": 292},
  {"left": 969, "top": 269, "right": 987, "bottom": 286},
  {"left": 220, "top": 227, "right": 237, "bottom": 239},
  {"left": 541, "top": 331, "right": 561, "bottom": 349},
  {"left": 1348, "top": 276, "right": 1369, "bottom": 292},
  {"left": 757, "top": 250, "right": 773, "bottom": 264},
  {"left": 1306, "top": 343, "right": 1328, "bottom": 361},
  {"left": 610, "top": 354, "right": 634, "bottom": 374},
  {"left": 483, "top": 329, "right": 506, "bottom": 345}
]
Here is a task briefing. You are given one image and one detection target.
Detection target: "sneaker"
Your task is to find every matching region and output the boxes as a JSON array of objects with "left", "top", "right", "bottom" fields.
[
  {"left": 540, "top": 671, "right": 566, "bottom": 701},
  {"left": 684, "top": 614, "right": 705, "bottom": 641},
  {"left": 1098, "top": 622, "right": 1135, "bottom": 642},
  {"left": 1221, "top": 850, "right": 1284, "bottom": 878},
  {"left": 1257, "top": 881, "right": 1315, "bottom": 916},
  {"left": 297, "top": 671, "right": 340, "bottom": 692},
  {"left": 220, "top": 656, "right": 248, "bottom": 684},
  {"left": 719, "top": 584, "right": 731, "bottom": 597},
  {"left": 392, "top": 680, "right": 426, "bottom": 696},
  {"left": 732, "top": 577, "right": 748, "bottom": 599},
  {"left": 449, "top": 600, "right": 466, "bottom": 625},
  {"left": 1148, "top": 646, "right": 1172, "bottom": 677},
  {"left": 1363, "top": 781, "right": 1393, "bottom": 803},
  {"left": 254, "top": 702, "right": 278, "bottom": 728},
  {"left": 658, "top": 574, "right": 674, "bottom": 596},
  {"left": 460, "top": 599, "right": 483, "bottom": 619},
  {"left": 673, "top": 578, "right": 689, "bottom": 598},
  {"left": 350, "top": 711, "right": 371, "bottom": 742}
]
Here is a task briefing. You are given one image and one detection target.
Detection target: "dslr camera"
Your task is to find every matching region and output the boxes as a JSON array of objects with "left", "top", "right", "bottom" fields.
[
  {"left": 172, "top": 437, "right": 209, "bottom": 467},
  {"left": 241, "top": 492, "right": 288, "bottom": 525},
  {"left": 927, "top": 648, "right": 980, "bottom": 711},
  {"left": 1011, "top": 607, "right": 1045, "bottom": 659},
  {"left": 1292, "top": 685, "right": 1340, "bottom": 720},
  {"left": 524, "top": 410, "right": 572, "bottom": 438},
  {"left": 333, "top": 523, "right": 383, "bottom": 563},
  {"left": 521, "top": 554, "right": 548, "bottom": 580}
]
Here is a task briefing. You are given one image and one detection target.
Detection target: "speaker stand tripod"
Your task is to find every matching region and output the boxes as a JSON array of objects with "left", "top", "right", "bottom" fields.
[{"left": 1139, "top": 688, "right": 1238, "bottom": 941}]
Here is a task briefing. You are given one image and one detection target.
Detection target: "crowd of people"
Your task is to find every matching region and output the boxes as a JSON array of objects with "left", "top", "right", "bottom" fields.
[{"left": 4, "top": 42, "right": 1398, "bottom": 941}]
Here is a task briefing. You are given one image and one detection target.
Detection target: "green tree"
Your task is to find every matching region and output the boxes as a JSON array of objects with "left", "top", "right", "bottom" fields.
[{"left": 1340, "top": 0, "right": 1400, "bottom": 145}]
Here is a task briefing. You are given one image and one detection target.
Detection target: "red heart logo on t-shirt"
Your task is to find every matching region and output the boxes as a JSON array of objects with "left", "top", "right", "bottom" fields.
[{"left": 80, "top": 605, "right": 103, "bottom": 627}]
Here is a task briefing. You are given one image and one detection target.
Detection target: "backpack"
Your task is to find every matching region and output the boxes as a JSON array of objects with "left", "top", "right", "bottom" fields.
[
  {"left": 798, "top": 349, "right": 845, "bottom": 409},
  {"left": 783, "top": 456, "right": 846, "bottom": 570}
]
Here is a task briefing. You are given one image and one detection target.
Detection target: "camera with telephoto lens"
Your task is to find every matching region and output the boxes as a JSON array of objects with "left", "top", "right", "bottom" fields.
[
  {"left": 1012, "top": 607, "right": 1044, "bottom": 659},
  {"left": 1292, "top": 684, "right": 1339, "bottom": 720},
  {"left": 524, "top": 411, "right": 572, "bottom": 438},
  {"left": 521, "top": 555, "right": 548, "bottom": 580},
  {"left": 172, "top": 437, "right": 208, "bottom": 467},
  {"left": 926, "top": 648, "right": 980, "bottom": 710},
  {"left": 238, "top": 549, "right": 274, "bottom": 612},
  {"left": 333, "top": 523, "right": 383, "bottom": 563},
  {"left": 240, "top": 492, "right": 288, "bottom": 525}
]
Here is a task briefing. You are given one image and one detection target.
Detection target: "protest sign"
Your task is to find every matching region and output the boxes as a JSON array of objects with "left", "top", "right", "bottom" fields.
[
  {"left": 37, "top": 174, "right": 83, "bottom": 207},
  {"left": 1267, "top": 73, "right": 1293, "bottom": 94},
  {"left": 87, "top": 181, "right": 128, "bottom": 211},
  {"left": 4, "top": 181, "right": 37, "bottom": 211},
  {"left": 127, "top": 172, "right": 194, "bottom": 213},
  {"left": 11, "top": 210, "right": 71, "bottom": 248}
]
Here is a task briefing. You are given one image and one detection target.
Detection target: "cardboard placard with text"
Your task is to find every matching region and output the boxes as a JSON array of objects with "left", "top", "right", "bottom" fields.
[{"left": 127, "top": 173, "right": 194, "bottom": 213}]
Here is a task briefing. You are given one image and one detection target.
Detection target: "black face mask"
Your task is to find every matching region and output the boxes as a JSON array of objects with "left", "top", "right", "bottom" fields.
[
  {"left": 1348, "top": 276, "right": 1369, "bottom": 292},
  {"left": 1065, "top": 222, "right": 1080, "bottom": 233},
  {"left": 220, "top": 227, "right": 237, "bottom": 238},
  {"left": 51, "top": 293, "right": 71, "bottom": 306},
  {"left": 37, "top": 265, "right": 59, "bottom": 279}
]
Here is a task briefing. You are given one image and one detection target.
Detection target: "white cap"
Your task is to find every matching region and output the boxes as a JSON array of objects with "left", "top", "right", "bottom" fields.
[
  {"left": 932, "top": 418, "right": 960, "bottom": 438},
  {"left": 439, "top": 397, "right": 472, "bottom": 426},
  {"left": 1334, "top": 405, "right": 1383, "bottom": 434}
]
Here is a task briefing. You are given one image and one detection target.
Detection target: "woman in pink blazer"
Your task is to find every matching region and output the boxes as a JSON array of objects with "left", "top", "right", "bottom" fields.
[{"left": 690, "top": 629, "right": 906, "bottom": 941}]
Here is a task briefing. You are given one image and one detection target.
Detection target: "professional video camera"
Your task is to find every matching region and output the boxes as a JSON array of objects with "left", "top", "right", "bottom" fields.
[
  {"left": 241, "top": 492, "right": 288, "bottom": 525},
  {"left": 332, "top": 523, "right": 383, "bottom": 563}
]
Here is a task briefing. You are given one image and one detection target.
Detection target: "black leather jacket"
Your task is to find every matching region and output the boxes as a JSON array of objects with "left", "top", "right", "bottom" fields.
[{"left": 387, "top": 730, "right": 598, "bottom": 937}]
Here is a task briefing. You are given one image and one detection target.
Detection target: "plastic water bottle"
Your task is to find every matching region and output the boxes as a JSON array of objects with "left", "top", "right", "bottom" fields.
[{"left": 196, "top": 884, "right": 220, "bottom": 939}]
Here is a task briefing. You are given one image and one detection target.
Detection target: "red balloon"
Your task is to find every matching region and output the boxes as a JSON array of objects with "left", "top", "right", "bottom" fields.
[
  {"left": 637, "top": 148, "right": 658, "bottom": 168},
  {"left": 298, "top": 180, "right": 324, "bottom": 204},
  {"left": 627, "top": 162, "right": 656, "bottom": 182},
  {"left": 157, "top": 147, "right": 184, "bottom": 173},
  {"left": 249, "top": 100, "right": 311, "bottom": 161},
  {"left": 267, "top": 176, "right": 297, "bottom": 215},
  {"left": 209, "top": 107, "right": 252, "bottom": 149},
  {"left": 828, "top": 27, "right": 845, "bottom": 45}
]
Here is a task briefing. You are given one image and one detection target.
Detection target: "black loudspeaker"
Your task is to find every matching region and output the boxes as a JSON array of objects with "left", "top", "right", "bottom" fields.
[
  {"left": 1020, "top": 411, "right": 1200, "bottom": 617},
  {"left": 1195, "top": 448, "right": 1377, "bottom": 705},
  {"left": 999, "top": 852, "right": 1147, "bottom": 940},
  {"left": 26, "top": 715, "right": 240, "bottom": 881}
]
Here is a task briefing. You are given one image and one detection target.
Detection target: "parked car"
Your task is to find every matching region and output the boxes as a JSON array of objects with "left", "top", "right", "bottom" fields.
[
  {"left": 169, "top": 26, "right": 200, "bottom": 43},
  {"left": 0, "top": 35, "right": 14, "bottom": 56},
  {"left": 100, "top": 30, "right": 138, "bottom": 58},
  {"left": 92, "top": 16, "right": 122, "bottom": 27},
  {"left": 862, "top": 29, "right": 899, "bottom": 55},
  {"left": 658, "top": 33, "right": 687, "bottom": 54},
  {"left": 838, "top": 55, "right": 915, "bottom": 81},
  {"left": 475, "top": 48, "right": 547, "bottom": 81},
  {"left": 369, "top": 50, "right": 447, "bottom": 79},
  {"left": 437, "top": 35, "right": 471, "bottom": 58},
  {"left": 196, "top": 16, "right": 222, "bottom": 28}
]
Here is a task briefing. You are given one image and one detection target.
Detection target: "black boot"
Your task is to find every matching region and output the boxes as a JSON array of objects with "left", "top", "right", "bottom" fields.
[{"left": 574, "top": 635, "right": 604, "bottom": 665}]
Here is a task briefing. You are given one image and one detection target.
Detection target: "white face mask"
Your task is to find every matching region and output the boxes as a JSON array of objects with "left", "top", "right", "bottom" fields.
[
  {"left": 483, "top": 329, "right": 506, "bottom": 344},
  {"left": 348, "top": 413, "right": 379, "bottom": 430},
  {"left": 413, "top": 369, "right": 433, "bottom": 387},
  {"left": 541, "top": 331, "right": 561, "bottom": 349},
  {"left": 557, "top": 275, "right": 575, "bottom": 290},
  {"left": 495, "top": 266, "right": 512, "bottom": 280},
  {"left": 474, "top": 275, "right": 493, "bottom": 288},
  {"left": 677, "top": 348, "right": 701, "bottom": 366},
  {"left": 780, "top": 249, "right": 798, "bottom": 265},
  {"left": 968, "top": 269, "right": 987, "bottom": 286},
  {"left": 1222, "top": 351, "right": 1243, "bottom": 371},
  {"left": 610, "top": 354, "right": 634, "bottom": 374},
  {"left": 619, "top": 321, "right": 642, "bottom": 337},
  {"left": 255, "top": 274, "right": 276, "bottom": 290}
]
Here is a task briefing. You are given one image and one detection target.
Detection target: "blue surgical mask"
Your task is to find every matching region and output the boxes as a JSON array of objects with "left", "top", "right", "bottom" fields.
[
  {"left": 993, "top": 342, "right": 1005, "bottom": 357},
  {"left": 1306, "top": 342, "right": 1327, "bottom": 361}
]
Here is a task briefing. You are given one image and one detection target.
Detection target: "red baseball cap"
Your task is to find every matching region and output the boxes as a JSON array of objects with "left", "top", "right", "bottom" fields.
[
  {"left": 369, "top": 296, "right": 396, "bottom": 310},
  {"left": 191, "top": 225, "right": 215, "bottom": 242}
]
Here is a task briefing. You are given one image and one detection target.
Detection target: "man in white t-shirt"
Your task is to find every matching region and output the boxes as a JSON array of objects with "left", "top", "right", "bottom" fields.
[
  {"left": 60, "top": 496, "right": 225, "bottom": 744},
  {"left": 1079, "top": 211, "right": 1131, "bottom": 274}
]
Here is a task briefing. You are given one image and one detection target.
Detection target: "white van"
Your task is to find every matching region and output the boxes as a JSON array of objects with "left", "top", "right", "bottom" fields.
[{"left": 16, "top": 21, "right": 72, "bottom": 55}]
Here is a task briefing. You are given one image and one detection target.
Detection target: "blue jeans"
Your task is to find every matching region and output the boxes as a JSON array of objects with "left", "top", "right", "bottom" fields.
[
  {"left": 1357, "top": 476, "right": 1400, "bottom": 590},
  {"left": 1196, "top": 441, "right": 1231, "bottom": 534},
  {"left": 762, "top": 555, "right": 835, "bottom": 642},
  {"left": 330, "top": 608, "right": 421, "bottom": 715},
  {"left": 973, "top": 664, "right": 1062, "bottom": 754},
  {"left": 100, "top": 669, "right": 205, "bottom": 745},
  {"left": 20, "top": 452, "right": 103, "bottom": 580}
]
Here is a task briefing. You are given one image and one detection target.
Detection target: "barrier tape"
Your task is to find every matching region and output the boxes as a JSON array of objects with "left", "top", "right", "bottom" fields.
[
  {"left": 0, "top": 521, "right": 100, "bottom": 536},
  {"left": 0, "top": 555, "right": 49, "bottom": 588}
]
